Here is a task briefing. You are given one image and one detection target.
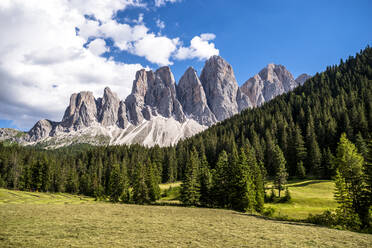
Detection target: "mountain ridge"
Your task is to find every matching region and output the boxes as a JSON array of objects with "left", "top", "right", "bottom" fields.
[{"left": 0, "top": 56, "right": 310, "bottom": 148}]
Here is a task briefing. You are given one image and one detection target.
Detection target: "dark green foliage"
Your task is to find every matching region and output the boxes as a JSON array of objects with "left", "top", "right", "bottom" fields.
[
  {"left": 273, "top": 145, "right": 288, "bottom": 197},
  {"left": 180, "top": 147, "right": 200, "bottom": 205},
  {"left": 108, "top": 164, "right": 124, "bottom": 202},
  {"left": 284, "top": 187, "right": 291, "bottom": 203},
  {"left": 198, "top": 151, "right": 212, "bottom": 206},
  {"left": 146, "top": 161, "right": 161, "bottom": 202},
  {"left": 133, "top": 163, "right": 149, "bottom": 204},
  {"left": 211, "top": 150, "right": 230, "bottom": 207},
  {"left": 312, "top": 134, "right": 371, "bottom": 232}
]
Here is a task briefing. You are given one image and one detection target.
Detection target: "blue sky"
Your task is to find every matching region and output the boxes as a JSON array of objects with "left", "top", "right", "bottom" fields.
[
  {"left": 108, "top": 0, "right": 372, "bottom": 83},
  {"left": 0, "top": 0, "right": 371, "bottom": 130}
]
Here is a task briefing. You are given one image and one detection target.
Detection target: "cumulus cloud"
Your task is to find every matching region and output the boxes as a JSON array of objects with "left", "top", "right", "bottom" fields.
[
  {"left": 174, "top": 33, "right": 219, "bottom": 60},
  {"left": 69, "top": 0, "right": 146, "bottom": 22},
  {"left": 0, "top": 0, "right": 144, "bottom": 129},
  {"left": 87, "top": 38, "right": 109, "bottom": 55},
  {"left": 154, "top": 0, "right": 181, "bottom": 7},
  {"left": 131, "top": 35, "right": 179, "bottom": 65},
  {"left": 78, "top": 13, "right": 179, "bottom": 66}
]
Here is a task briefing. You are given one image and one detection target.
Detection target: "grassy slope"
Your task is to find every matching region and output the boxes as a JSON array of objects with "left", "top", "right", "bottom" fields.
[
  {"left": 265, "top": 180, "right": 338, "bottom": 219},
  {"left": 1, "top": 184, "right": 371, "bottom": 247},
  {"left": 158, "top": 180, "right": 337, "bottom": 220}
]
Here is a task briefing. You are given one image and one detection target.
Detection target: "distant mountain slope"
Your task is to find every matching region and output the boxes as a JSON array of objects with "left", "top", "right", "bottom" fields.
[{"left": 0, "top": 56, "right": 308, "bottom": 148}]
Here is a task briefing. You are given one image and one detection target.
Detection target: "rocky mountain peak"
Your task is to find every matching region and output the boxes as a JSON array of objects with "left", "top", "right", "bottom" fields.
[
  {"left": 177, "top": 66, "right": 216, "bottom": 126},
  {"left": 11, "top": 56, "right": 309, "bottom": 148},
  {"left": 61, "top": 91, "right": 97, "bottom": 129},
  {"left": 98, "top": 87, "right": 120, "bottom": 127},
  {"left": 28, "top": 119, "right": 55, "bottom": 142},
  {"left": 241, "top": 64, "right": 298, "bottom": 107},
  {"left": 295, "top": 73, "right": 311, "bottom": 85},
  {"left": 200, "top": 55, "right": 240, "bottom": 121}
]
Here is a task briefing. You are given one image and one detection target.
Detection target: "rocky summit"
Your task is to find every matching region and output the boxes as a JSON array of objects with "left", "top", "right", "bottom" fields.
[
  {"left": 0, "top": 56, "right": 309, "bottom": 148},
  {"left": 241, "top": 64, "right": 308, "bottom": 107}
]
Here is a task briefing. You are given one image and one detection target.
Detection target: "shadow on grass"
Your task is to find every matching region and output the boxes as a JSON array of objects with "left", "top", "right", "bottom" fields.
[
  {"left": 231, "top": 212, "right": 318, "bottom": 228},
  {"left": 289, "top": 180, "right": 329, "bottom": 188}
]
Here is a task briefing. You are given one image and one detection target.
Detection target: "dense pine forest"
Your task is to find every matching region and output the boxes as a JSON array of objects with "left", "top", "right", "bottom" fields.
[{"left": 0, "top": 47, "right": 371, "bottom": 228}]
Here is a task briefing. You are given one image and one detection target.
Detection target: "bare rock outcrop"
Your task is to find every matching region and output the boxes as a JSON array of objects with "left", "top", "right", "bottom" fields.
[
  {"left": 295, "top": 73, "right": 312, "bottom": 85},
  {"left": 61, "top": 91, "right": 97, "bottom": 129},
  {"left": 177, "top": 67, "right": 217, "bottom": 126},
  {"left": 241, "top": 64, "right": 298, "bottom": 107},
  {"left": 200, "top": 56, "right": 240, "bottom": 121}
]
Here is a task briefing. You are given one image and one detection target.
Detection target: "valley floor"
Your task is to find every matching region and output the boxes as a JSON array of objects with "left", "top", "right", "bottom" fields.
[{"left": 0, "top": 188, "right": 371, "bottom": 247}]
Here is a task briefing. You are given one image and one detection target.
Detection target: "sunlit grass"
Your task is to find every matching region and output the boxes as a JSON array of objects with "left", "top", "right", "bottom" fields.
[
  {"left": 0, "top": 188, "right": 95, "bottom": 205},
  {"left": 265, "top": 180, "right": 337, "bottom": 219},
  {"left": 1, "top": 184, "right": 371, "bottom": 247}
]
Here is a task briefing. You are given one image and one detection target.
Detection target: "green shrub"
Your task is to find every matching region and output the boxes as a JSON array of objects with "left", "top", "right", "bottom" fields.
[{"left": 263, "top": 207, "right": 275, "bottom": 217}]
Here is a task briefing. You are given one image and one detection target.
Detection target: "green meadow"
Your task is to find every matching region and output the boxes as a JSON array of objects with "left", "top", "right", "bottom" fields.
[
  {"left": 1, "top": 180, "right": 371, "bottom": 247},
  {"left": 265, "top": 180, "right": 338, "bottom": 219}
]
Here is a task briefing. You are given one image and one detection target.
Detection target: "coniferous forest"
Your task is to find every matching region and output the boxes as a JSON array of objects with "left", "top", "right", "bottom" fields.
[{"left": 0, "top": 46, "right": 371, "bottom": 229}]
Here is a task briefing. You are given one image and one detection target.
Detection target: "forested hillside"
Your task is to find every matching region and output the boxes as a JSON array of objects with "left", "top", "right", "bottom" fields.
[
  {"left": 0, "top": 46, "right": 371, "bottom": 210},
  {"left": 179, "top": 46, "right": 372, "bottom": 179}
]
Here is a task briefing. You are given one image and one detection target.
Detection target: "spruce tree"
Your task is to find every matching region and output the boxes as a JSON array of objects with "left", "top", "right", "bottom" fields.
[
  {"left": 120, "top": 161, "right": 130, "bottom": 203},
  {"left": 146, "top": 161, "right": 161, "bottom": 202},
  {"left": 334, "top": 133, "right": 366, "bottom": 227},
  {"left": 108, "top": 163, "right": 124, "bottom": 203},
  {"left": 246, "top": 146, "right": 264, "bottom": 212},
  {"left": 180, "top": 147, "right": 200, "bottom": 206},
  {"left": 306, "top": 121, "right": 322, "bottom": 175},
  {"left": 199, "top": 151, "right": 212, "bottom": 206},
  {"left": 273, "top": 144, "right": 288, "bottom": 197},
  {"left": 211, "top": 150, "right": 230, "bottom": 207},
  {"left": 133, "top": 163, "right": 149, "bottom": 204}
]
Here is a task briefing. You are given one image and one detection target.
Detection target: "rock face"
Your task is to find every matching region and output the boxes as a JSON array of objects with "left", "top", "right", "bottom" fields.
[
  {"left": 28, "top": 119, "right": 55, "bottom": 141},
  {"left": 145, "top": 67, "right": 186, "bottom": 123},
  {"left": 295, "top": 73, "right": 312, "bottom": 86},
  {"left": 177, "top": 67, "right": 217, "bottom": 126},
  {"left": 61, "top": 91, "right": 97, "bottom": 129},
  {"left": 98, "top": 87, "right": 120, "bottom": 127},
  {"left": 3, "top": 56, "right": 308, "bottom": 148},
  {"left": 241, "top": 64, "right": 299, "bottom": 107},
  {"left": 200, "top": 56, "right": 242, "bottom": 121},
  {"left": 125, "top": 69, "right": 151, "bottom": 125}
]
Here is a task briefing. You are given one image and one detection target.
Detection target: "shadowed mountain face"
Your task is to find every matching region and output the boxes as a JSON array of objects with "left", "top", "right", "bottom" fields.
[{"left": 1, "top": 56, "right": 308, "bottom": 148}]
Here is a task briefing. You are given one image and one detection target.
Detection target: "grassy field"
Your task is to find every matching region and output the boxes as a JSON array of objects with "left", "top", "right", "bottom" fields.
[
  {"left": 0, "top": 189, "right": 95, "bottom": 205},
  {"left": 265, "top": 180, "right": 338, "bottom": 219},
  {"left": 1, "top": 181, "right": 371, "bottom": 247},
  {"left": 158, "top": 180, "right": 338, "bottom": 220}
]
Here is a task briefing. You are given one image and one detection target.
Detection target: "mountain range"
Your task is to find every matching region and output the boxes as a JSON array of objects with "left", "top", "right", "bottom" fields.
[{"left": 0, "top": 56, "right": 310, "bottom": 148}]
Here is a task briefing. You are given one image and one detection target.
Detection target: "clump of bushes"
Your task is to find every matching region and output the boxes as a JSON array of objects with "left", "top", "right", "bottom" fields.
[
  {"left": 306, "top": 209, "right": 370, "bottom": 233},
  {"left": 262, "top": 207, "right": 275, "bottom": 217},
  {"left": 265, "top": 187, "right": 291, "bottom": 203}
]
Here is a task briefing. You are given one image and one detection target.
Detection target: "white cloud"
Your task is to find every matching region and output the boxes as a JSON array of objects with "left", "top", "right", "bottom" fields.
[
  {"left": 87, "top": 38, "right": 109, "bottom": 55},
  {"left": 69, "top": 0, "right": 146, "bottom": 22},
  {"left": 131, "top": 35, "right": 179, "bottom": 65},
  {"left": 174, "top": 33, "right": 219, "bottom": 60},
  {"left": 156, "top": 19, "right": 165, "bottom": 30},
  {"left": 78, "top": 14, "right": 179, "bottom": 66},
  {"left": 154, "top": 0, "right": 181, "bottom": 7},
  {"left": 0, "top": 0, "right": 144, "bottom": 129},
  {"left": 200, "top": 33, "right": 216, "bottom": 41}
]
